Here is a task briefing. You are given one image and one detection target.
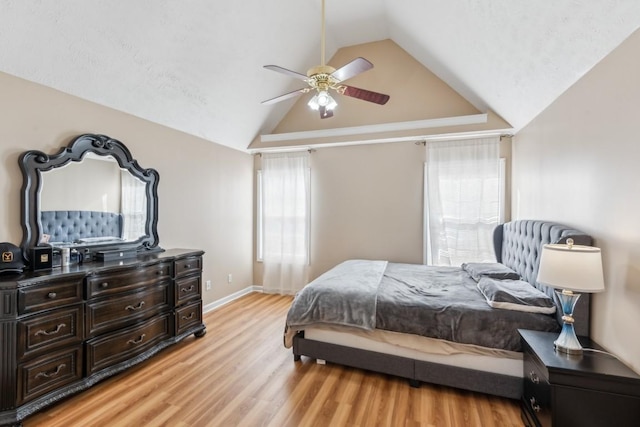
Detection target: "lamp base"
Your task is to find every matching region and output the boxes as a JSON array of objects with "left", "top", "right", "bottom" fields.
[
  {"left": 554, "top": 322, "right": 583, "bottom": 355},
  {"left": 554, "top": 290, "right": 583, "bottom": 356}
]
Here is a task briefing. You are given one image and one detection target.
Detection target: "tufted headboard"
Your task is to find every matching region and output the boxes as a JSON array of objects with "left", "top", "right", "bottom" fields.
[
  {"left": 492, "top": 220, "right": 593, "bottom": 336},
  {"left": 40, "top": 210, "right": 123, "bottom": 244}
]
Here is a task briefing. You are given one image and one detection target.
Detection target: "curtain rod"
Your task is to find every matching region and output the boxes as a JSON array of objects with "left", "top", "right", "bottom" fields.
[
  {"left": 253, "top": 148, "right": 316, "bottom": 157},
  {"left": 415, "top": 133, "right": 513, "bottom": 145}
]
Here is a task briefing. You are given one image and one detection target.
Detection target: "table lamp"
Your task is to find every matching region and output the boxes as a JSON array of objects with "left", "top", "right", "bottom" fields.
[{"left": 536, "top": 238, "right": 605, "bottom": 355}]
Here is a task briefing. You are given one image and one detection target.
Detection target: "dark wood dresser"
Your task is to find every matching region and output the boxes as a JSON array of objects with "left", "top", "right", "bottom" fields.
[
  {"left": 519, "top": 329, "right": 640, "bottom": 427},
  {"left": 0, "top": 249, "right": 205, "bottom": 426}
]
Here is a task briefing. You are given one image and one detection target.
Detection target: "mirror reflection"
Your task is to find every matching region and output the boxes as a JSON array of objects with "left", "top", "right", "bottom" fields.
[{"left": 38, "top": 153, "right": 148, "bottom": 246}]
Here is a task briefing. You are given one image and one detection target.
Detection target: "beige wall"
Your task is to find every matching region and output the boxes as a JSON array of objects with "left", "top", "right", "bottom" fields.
[
  {"left": 513, "top": 28, "right": 640, "bottom": 372},
  {"left": 309, "top": 143, "right": 424, "bottom": 277},
  {"left": 274, "top": 39, "right": 481, "bottom": 132},
  {"left": 0, "top": 72, "right": 254, "bottom": 306}
]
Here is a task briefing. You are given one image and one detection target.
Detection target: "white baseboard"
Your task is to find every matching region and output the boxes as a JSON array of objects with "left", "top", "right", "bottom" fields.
[{"left": 203, "top": 286, "right": 264, "bottom": 313}]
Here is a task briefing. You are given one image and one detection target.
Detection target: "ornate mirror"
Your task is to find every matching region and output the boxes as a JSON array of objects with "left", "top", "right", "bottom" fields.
[{"left": 20, "top": 134, "right": 160, "bottom": 261}]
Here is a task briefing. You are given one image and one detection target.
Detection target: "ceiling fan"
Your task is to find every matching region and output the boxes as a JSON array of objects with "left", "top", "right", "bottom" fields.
[{"left": 261, "top": 0, "right": 390, "bottom": 119}]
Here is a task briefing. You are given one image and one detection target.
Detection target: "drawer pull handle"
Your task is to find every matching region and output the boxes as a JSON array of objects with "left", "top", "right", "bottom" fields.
[
  {"left": 182, "top": 312, "right": 195, "bottom": 321},
  {"left": 529, "top": 371, "right": 539, "bottom": 384},
  {"left": 36, "top": 363, "right": 66, "bottom": 379},
  {"left": 125, "top": 301, "right": 145, "bottom": 311},
  {"left": 184, "top": 264, "right": 191, "bottom": 269},
  {"left": 47, "top": 292, "right": 57, "bottom": 299},
  {"left": 127, "top": 334, "right": 146, "bottom": 345},
  {"left": 100, "top": 282, "right": 109, "bottom": 289},
  {"left": 181, "top": 286, "right": 195, "bottom": 293},
  {"left": 530, "top": 397, "right": 541, "bottom": 413},
  {"left": 35, "top": 323, "right": 66, "bottom": 336}
]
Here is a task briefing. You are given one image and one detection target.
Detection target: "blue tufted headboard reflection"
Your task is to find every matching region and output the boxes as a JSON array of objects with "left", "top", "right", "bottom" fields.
[
  {"left": 493, "top": 220, "right": 593, "bottom": 336},
  {"left": 40, "top": 210, "right": 123, "bottom": 244}
]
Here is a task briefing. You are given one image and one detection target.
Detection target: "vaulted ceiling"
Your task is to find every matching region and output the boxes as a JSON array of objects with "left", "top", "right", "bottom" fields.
[{"left": 1, "top": 1, "right": 639, "bottom": 152}]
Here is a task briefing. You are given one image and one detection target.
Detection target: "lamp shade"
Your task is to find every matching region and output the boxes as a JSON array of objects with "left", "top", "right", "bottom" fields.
[{"left": 537, "top": 243, "right": 605, "bottom": 293}]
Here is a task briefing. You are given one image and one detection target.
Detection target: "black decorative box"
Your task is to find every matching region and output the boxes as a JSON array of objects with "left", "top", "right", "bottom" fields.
[
  {"left": 95, "top": 248, "right": 138, "bottom": 262},
  {"left": 31, "top": 246, "right": 53, "bottom": 270}
]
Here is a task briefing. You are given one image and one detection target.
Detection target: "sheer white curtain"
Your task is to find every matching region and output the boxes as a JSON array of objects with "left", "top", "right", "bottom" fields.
[
  {"left": 120, "top": 171, "right": 147, "bottom": 241},
  {"left": 424, "top": 136, "right": 502, "bottom": 266},
  {"left": 261, "top": 152, "right": 310, "bottom": 294}
]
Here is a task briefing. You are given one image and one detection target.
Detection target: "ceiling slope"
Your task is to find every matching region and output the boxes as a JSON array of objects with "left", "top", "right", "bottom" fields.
[{"left": 0, "top": 1, "right": 639, "bottom": 152}]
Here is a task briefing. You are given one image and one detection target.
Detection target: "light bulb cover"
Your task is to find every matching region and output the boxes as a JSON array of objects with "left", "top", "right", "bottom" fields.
[
  {"left": 317, "top": 91, "right": 330, "bottom": 106},
  {"left": 325, "top": 96, "right": 337, "bottom": 110},
  {"left": 308, "top": 90, "right": 337, "bottom": 112},
  {"left": 307, "top": 94, "right": 320, "bottom": 110}
]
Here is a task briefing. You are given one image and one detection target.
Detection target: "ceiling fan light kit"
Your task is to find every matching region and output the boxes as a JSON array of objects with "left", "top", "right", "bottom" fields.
[
  {"left": 262, "top": 0, "right": 390, "bottom": 119},
  {"left": 307, "top": 90, "right": 337, "bottom": 119}
]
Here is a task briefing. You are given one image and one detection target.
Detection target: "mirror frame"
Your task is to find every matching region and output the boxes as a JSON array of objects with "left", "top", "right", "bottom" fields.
[{"left": 19, "top": 133, "right": 160, "bottom": 261}]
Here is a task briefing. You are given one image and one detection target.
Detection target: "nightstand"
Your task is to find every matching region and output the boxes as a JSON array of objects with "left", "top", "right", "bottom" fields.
[{"left": 519, "top": 329, "right": 640, "bottom": 427}]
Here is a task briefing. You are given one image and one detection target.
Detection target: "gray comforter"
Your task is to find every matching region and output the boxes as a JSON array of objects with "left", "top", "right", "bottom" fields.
[
  {"left": 285, "top": 260, "right": 559, "bottom": 352},
  {"left": 285, "top": 260, "right": 386, "bottom": 345}
]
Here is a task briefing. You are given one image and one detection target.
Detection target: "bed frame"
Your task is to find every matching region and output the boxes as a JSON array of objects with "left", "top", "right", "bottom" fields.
[{"left": 291, "top": 220, "right": 593, "bottom": 398}]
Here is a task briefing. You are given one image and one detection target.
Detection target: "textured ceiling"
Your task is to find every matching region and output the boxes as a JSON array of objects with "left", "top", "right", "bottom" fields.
[{"left": 1, "top": 1, "right": 639, "bottom": 152}]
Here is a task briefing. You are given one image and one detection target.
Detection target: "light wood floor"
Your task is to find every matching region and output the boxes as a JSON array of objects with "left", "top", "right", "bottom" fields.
[{"left": 24, "top": 292, "right": 523, "bottom": 427}]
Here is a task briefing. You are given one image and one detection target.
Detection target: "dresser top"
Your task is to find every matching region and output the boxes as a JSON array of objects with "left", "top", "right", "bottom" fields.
[{"left": 0, "top": 248, "right": 204, "bottom": 288}]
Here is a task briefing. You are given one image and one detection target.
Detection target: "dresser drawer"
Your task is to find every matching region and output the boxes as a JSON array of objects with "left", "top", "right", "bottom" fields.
[
  {"left": 17, "top": 304, "right": 84, "bottom": 360},
  {"left": 174, "top": 256, "right": 202, "bottom": 278},
  {"left": 523, "top": 350, "right": 551, "bottom": 427},
  {"left": 17, "top": 346, "right": 83, "bottom": 405},
  {"left": 86, "top": 283, "right": 170, "bottom": 337},
  {"left": 18, "top": 276, "right": 84, "bottom": 315},
  {"left": 175, "top": 274, "right": 201, "bottom": 305},
  {"left": 86, "top": 262, "right": 171, "bottom": 299},
  {"left": 175, "top": 300, "right": 203, "bottom": 336},
  {"left": 86, "top": 314, "right": 171, "bottom": 375}
]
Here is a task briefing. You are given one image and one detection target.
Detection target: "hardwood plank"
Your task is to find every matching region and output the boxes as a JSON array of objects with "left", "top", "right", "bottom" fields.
[{"left": 23, "top": 292, "right": 523, "bottom": 427}]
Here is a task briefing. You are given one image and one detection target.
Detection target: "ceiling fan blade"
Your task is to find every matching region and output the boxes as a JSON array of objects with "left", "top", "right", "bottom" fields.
[
  {"left": 319, "top": 105, "right": 334, "bottom": 119},
  {"left": 340, "top": 85, "right": 390, "bottom": 105},
  {"left": 263, "top": 65, "right": 309, "bottom": 81},
  {"left": 261, "top": 88, "right": 308, "bottom": 105},
  {"left": 330, "top": 57, "right": 373, "bottom": 82}
]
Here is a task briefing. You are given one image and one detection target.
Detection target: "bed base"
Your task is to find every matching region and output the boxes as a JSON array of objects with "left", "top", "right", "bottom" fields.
[{"left": 293, "top": 333, "right": 522, "bottom": 399}]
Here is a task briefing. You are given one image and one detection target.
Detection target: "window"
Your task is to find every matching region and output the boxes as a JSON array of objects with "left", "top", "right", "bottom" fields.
[
  {"left": 256, "top": 170, "right": 264, "bottom": 261},
  {"left": 120, "top": 170, "right": 147, "bottom": 241},
  {"left": 424, "top": 137, "right": 505, "bottom": 266},
  {"left": 258, "top": 152, "right": 311, "bottom": 294}
]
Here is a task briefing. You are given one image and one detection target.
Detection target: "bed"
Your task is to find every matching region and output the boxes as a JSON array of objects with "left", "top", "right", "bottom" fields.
[{"left": 284, "top": 220, "right": 592, "bottom": 399}]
